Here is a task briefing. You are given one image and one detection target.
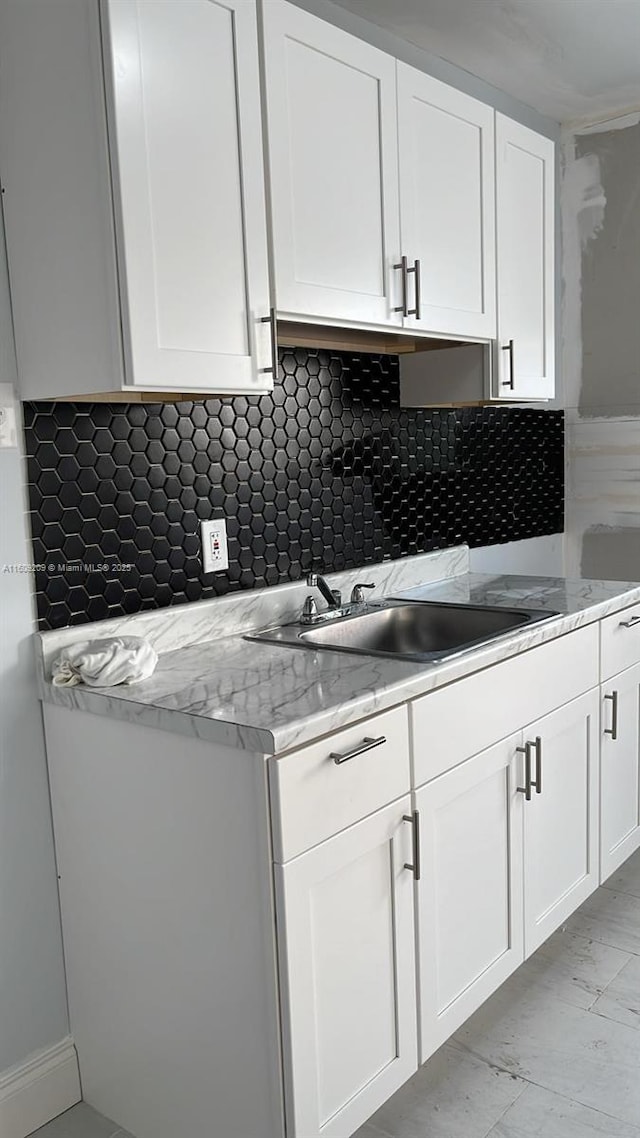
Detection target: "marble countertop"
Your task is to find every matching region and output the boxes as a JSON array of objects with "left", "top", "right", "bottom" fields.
[{"left": 37, "top": 549, "right": 640, "bottom": 755}]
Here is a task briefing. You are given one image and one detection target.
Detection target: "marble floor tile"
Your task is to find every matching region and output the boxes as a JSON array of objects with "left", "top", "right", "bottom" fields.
[
  {"left": 602, "top": 849, "right": 640, "bottom": 900},
  {"left": 452, "top": 972, "right": 640, "bottom": 1127},
  {"left": 352, "top": 1123, "right": 392, "bottom": 1138},
  {"left": 28, "top": 1102, "right": 131, "bottom": 1138},
  {"left": 360, "top": 1042, "right": 527, "bottom": 1138},
  {"left": 487, "top": 1082, "right": 640, "bottom": 1137},
  {"left": 591, "top": 954, "right": 640, "bottom": 1031},
  {"left": 565, "top": 887, "right": 640, "bottom": 956},
  {"left": 517, "top": 927, "right": 630, "bottom": 1010}
]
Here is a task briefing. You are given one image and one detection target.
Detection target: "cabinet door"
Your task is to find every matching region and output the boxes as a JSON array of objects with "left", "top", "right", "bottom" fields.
[
  {"left": 601, "top": 663, "right": 640, "bottom": 881},
  {"left": 262, "top": 1, "right": 401, "bottom": 328},
  {"left": 102, "top": 0, "right": 272, "bottom": 392},
  {"left": 494, "top": 114, "right": 555, "bottom": 401},
  {"left": 416, "top": 735, "right": 524, "bottom": 1064},
  {"left": 397, "top": 65, "right": 496, "bottom": 340},
  {"left": 524, "top": 689, "right": 599, "bottom": 955},
  {"left": 275, "top": 798, "right": 417, "bottom": 1138}
]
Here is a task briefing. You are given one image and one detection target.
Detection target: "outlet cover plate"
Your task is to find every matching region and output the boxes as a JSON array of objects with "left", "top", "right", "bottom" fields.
[{"left": 201, "top": 518, "right": 229, "bottom": 574}]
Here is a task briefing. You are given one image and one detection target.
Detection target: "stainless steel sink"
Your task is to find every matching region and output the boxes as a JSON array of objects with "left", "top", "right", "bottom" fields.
[{"left": 248, "top": 600, "right": 559, "bottom": 663}]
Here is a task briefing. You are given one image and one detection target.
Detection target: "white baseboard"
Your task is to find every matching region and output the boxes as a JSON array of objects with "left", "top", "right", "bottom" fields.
[{"left": 0, "top": 1036, "right": 81, "bottom": 1138}]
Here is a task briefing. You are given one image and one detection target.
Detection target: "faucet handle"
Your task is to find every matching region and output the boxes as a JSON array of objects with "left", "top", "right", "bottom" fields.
[
  {"left": 350, "top": 582, "right": 376, "bottom": 605},
  {"left": 301, "top": 595, "right": 318, "bottom": 622}
]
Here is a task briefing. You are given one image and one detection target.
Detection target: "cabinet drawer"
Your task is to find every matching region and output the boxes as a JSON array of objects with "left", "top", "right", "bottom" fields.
[
  {"left": 269, "top": 707, "right": 410, "bottom": 862},
  {"left": 601, "top": 605, "right": 640, "bottom": 681},
  {"left": 411, "top": 623, "right": 598, "bottom": 787}
]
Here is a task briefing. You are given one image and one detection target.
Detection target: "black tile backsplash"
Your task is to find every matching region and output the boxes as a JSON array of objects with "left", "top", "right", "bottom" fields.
[{"left": 24, "top": 349, "right": 564, "bottom": 630}]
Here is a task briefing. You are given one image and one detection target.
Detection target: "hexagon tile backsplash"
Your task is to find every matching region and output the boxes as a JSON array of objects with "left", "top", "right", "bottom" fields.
[{"left": 24, "top": 348, "right": 564, "bottom": 630}]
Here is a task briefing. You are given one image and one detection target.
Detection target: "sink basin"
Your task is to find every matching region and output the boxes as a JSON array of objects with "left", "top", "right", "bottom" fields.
[{"left": 249, "top": 600, "right": 558, "bottom": 663}]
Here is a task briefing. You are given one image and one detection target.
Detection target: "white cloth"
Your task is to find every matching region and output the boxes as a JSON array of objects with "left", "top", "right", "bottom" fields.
[{"left": 51, "top": 636, "right": 158, "bottom": 688}]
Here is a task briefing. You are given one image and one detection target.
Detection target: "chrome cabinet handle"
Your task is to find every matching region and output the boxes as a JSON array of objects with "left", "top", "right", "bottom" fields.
[
  {"left": 501, "top": 338, "right": 515, "bottom": 389},
  {"left": 259, "top": 307, "right": 278, "bottom": 375},
  {"left": 403, "top": 810, "right": 420, "bottom": 881},
  {"left": 393, "top": 257, "right": 421, "bottom": 319},
  {"left": 330, "top": 735, "right": 386, "bottom": 765},
  {"left": 532, "top": 736, "right": 542, "bottom": 794},
  {"left": 407, "top": 258, "right": 421, "bottom": 320},
  {"left": 393, "top": 255, "right": 409, "bottom": 316},
  {"left": 517, "top": 740, "right": 533, "bottom": 800},
  {"left": 619, "top": 615, "right": 640, "bottom": 629},
  {"left": 604, "top": 691, "right": 618, "bottom": 740},
  {"left": 517, "top": 738, "right": 542, "bottom": 800}
]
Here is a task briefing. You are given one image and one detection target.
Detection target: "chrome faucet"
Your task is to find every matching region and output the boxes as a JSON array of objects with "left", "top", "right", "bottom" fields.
[
  {"left": 307, "top": 572, "right": 342, "bottom": 610},
  {"left": 300, "top": 574, "right": 377, "bottom": 625}
]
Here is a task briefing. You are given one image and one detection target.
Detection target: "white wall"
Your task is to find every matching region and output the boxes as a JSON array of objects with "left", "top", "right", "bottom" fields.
[
  {"left": 562, "top": 113, "right": 640, "bottom": 581},
  {"left": 469, "top": 535, "right": 564, "bottom": 577},
  {"left": 0, "top": 205, "right": 69, "bottom": 1076}
]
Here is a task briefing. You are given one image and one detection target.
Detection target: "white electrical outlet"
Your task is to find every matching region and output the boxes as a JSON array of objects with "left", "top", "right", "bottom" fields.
[{"left": 201, "top": 518, "right": 229, "bottom": 574}]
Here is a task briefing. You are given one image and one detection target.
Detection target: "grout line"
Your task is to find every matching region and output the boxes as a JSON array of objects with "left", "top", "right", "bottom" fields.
[
  {"left": 570, "top": 929, "right": 640, "bottom": 959},
  {"left": 588, "top": 1004, "right": 639, "bottom": 1033},
  {"left": 454, "top": 1042, "right": 640, "bottom": 1134},
  {"left": 512, "top": 1079, "right": 640, "bottom": 1134},
  {"left": 360, "top": 1121, "right": 396, "bottom": 1138},
  {"left": 585, "top": 949, "right": 633, "bottom": 1013},
  {"left": 479, "top": 1075, "right": 530, "bottom": 1138},
  {"left": 601, "top": 882, "right": 640, "bottom": 901}
]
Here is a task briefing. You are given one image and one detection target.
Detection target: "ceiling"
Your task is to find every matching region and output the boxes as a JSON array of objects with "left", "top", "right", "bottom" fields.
[{"left": 330, "top": 0, "right": 640, "bottom": 123}]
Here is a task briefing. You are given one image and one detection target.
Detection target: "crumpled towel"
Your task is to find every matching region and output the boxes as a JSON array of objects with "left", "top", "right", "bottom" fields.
[{"left": 51, "top": 636, "right": 158, "bottom": 687}]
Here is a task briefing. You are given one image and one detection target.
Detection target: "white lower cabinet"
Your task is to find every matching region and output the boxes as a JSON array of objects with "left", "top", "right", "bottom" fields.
[
  {"left": 523, "top": 689, "right": 600, "bottom": 954},
  {"left": 416, "top": 733, "right": 524, "bottom": 1063},
  {"left": 415, "top": 687, "right": 600, "bottom": 1063},
  {"left": 42, "top": 610, "right": 640, "bottom": 1138},
  {"left": 275, "top": 797, "right": 418, "bottom": 1138},
  {"left": 600, "top": 662, "right": 640, "bottom": 880}
]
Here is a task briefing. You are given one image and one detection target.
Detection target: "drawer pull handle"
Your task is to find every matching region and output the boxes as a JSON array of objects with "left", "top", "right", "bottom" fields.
[
  {"left": 619, "top": 615, "right": 640, "bottom": 629},
  {"left": 604, "top": 691, "right": 618, "bottom": 740},
  {"left": 330, "top": 735, "right": 386, "bottom": 765},
  {"left": 403, "top": 810, "right": 421, "bottom": 881}
]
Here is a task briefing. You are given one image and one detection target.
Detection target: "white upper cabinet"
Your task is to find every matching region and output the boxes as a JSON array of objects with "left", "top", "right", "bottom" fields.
[
  {"left": 396, "top": 66, "right": 496, "bottom": 340},
  {"left": 1, "top": 0, "right": 557, "bottom": 399},
  {"left": 0, "top": 0, "right": 273, "bottom": 398},
  {"left": 494, "top": 114, "right": 555, "bottom": 401},
  {"left": 103, "top": 0, "right": 272, "bottom": 393},
  {"left": 261, "top": 0, "right": 402, "bottom": 327}
]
